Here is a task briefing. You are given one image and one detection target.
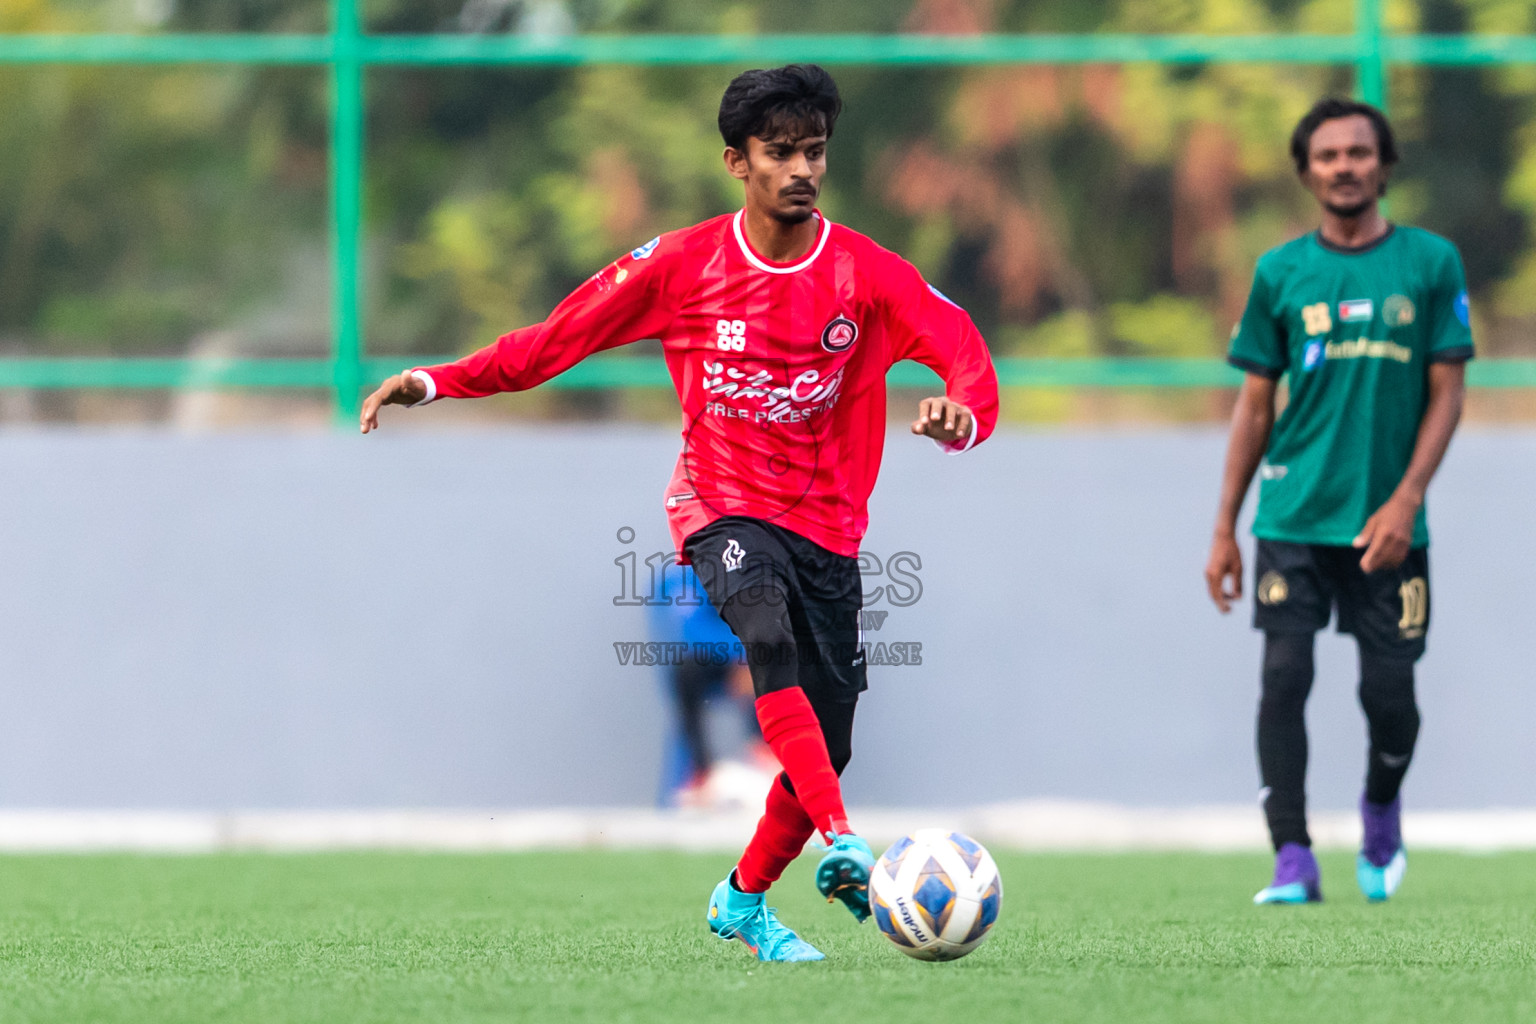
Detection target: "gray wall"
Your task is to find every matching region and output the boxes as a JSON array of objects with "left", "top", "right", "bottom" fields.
[{"left": 1, "top": 427, "right": 1530, "bottom": 810}]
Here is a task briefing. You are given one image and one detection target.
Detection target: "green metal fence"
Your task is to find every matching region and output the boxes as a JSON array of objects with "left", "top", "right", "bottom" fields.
[{"left": 3, "top": 0, "right": 1535, "bottom": 418}]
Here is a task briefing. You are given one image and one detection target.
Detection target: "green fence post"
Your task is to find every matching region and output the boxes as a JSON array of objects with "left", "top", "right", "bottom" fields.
[
  {"left": 330, "top": 0, "right": 364, "bottom": 424},
  {"left": 1356, "top": 0, "right": 1387, "bottom": 110}
]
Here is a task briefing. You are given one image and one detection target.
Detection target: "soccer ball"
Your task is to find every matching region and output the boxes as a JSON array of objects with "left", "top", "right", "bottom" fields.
[{"left": 870, "top": 828, "right": 1002, "bottom": 961}]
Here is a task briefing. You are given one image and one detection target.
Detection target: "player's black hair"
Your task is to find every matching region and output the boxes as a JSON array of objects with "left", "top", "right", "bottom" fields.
[
  {"left": 1289, "top": 97, "right": 1398, "bottom": 176},
  {"left": 718, "top": 64, "right": 842, "bottom": 151}
]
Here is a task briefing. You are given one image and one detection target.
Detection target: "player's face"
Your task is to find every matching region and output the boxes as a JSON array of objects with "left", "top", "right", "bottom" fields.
[
  {"left": 726, "top": 133, "right": 827, "bottom": 225},
  {"left": 1302, "top": 115, "right": 1388, "bottom": 218}
]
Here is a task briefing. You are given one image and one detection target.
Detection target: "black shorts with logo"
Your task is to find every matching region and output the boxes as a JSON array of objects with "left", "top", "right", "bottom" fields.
[
  {"left": 684, "top": 516, "right": 867, "bottom": 702},
  {"left": 1252, "top": 539, "right": 1430, "bottom": 660}
]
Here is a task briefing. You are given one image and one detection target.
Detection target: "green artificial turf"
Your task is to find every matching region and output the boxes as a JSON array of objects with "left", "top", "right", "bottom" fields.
[{"left": 0, "top": 850, "right": 1531, "bottom": 1023}]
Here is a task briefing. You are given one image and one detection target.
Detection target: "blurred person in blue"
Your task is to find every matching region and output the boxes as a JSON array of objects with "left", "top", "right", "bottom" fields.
[{"left": 651, "top": 564, "right": 773, "bottom": 809}]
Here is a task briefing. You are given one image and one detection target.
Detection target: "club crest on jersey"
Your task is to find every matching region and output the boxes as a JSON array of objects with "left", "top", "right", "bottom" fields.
[
  {"left": 630, "top": 236, "right": 660, "bottom": 260},
  {"left": 821, "top": 315, "right": 859, "bottom": 353},
  {"left": 1383, "top": 294, "right": 1415, "bottom": 327}
]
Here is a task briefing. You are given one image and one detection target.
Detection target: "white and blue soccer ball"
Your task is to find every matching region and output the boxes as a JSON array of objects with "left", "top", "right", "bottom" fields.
[{"left": 870, "top": 828, "right": 1002, "bottom": 961}]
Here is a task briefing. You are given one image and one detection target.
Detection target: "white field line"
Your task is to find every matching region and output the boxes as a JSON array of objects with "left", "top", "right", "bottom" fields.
[{"left": 1, "top": 803, "right": 1536, "bottom": 853}]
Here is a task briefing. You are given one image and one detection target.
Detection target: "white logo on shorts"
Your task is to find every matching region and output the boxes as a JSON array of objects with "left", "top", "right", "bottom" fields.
[{"left": 722, "top": 539, "right": 745, "bottom": 572}]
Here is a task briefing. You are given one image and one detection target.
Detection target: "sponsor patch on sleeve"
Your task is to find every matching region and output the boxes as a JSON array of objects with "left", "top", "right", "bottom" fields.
[
  {"left": 630, "top": 236, "right": 660, "bottom": 260},
  {"left": 1454, "top": 290, "right": 1470, "bottom": 327}
]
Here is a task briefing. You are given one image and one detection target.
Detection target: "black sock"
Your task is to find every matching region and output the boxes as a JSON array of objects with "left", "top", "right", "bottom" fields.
[
  {"left": 1257, "top": 631, "right": 1316, "bottom": 849},
  {"left": 1359, "top": 650, "right": 1419, "bottom": 804}
]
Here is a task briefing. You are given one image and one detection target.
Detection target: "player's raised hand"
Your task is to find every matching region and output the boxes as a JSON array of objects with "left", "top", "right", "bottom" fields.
[
  {"left": 359, "top": 372, "right": 427, "bottom": 434},
  {"left": 1354, "top": 496, "right": 1417, "bottom": 573},
  {"left": 1205, "top": 533, "right": 1244, "bottom": 614},
  {"left": 911, "top": 397, "right": 973, "bottom": 445}
]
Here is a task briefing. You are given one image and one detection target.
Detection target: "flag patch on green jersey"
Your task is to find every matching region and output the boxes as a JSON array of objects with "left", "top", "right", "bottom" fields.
[{"left": 1339, "top": 298, "right": 1373, "bottom": 322}]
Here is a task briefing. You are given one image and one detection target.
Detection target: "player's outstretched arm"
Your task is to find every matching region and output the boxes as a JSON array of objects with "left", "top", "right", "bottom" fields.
[
  {"left": 359, "top": 372, "right": 427, "bottom": 434},
  {"left": 1354, "top": 360, "right": 1466, "bottom": 573},
  {"left": 361, "top": 236, "right": 682, "bottom": 427},
  {"left": 1206, "top": 373, "right": 1277, "bottom": 613},
  {"left": 910, "top": 396, "right": 973, "bottom": 445}
]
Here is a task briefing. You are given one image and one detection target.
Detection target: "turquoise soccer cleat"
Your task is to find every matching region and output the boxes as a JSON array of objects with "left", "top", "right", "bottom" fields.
[
  {"left": 1254, "top": 842, "right": 1323, "bottom": 905},
  {"left": 707, "top": 876, "right": 824, "bottom": 962},
  {"left": 1356, "top": 848, "right": 1407, "bottom": 902},
  {"left": 1357, "top": 795, "right": 1407, "bottom": 901},
  {"left": 815, "top": 833, "right": 874, "bottom": 922}
]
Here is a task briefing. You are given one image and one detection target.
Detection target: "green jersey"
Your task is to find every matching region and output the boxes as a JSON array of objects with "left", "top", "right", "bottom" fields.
[{"left": 1228, "top": 225, "right": 1474, "bottom": 548}]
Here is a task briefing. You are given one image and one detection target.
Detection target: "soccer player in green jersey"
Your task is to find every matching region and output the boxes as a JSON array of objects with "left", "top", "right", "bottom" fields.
[{"left": 1204, "top": 98, "right": 1473, "bottom": 904}]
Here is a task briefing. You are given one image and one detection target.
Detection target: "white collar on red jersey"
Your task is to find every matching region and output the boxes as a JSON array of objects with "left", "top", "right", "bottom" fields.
[{"left": 731, "top": 209, "right": 831, "bottom": 275}]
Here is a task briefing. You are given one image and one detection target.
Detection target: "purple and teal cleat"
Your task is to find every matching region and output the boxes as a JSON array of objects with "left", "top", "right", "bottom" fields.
[
  {"left": 815, "top": 833, "right": 874, "bottom": 922},
  {"left": 1357, "top": 795, "right": 1407, "bottom": 902},
  {"left": 1254, "top": 842, "right": 1323, "bottom": 904},
  {"left": 707, "top": 876, "right": 824, "bottom": 962}
]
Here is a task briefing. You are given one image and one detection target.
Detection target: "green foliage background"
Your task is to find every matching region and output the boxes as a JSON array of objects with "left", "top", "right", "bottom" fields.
[{"left": 3, "top": 0, "right": 1533, "bottom": 374}]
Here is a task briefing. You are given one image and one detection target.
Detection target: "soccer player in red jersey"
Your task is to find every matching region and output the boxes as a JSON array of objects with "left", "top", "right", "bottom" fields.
[{"left": 361, "top": 64, "right": 999, "bottom": 962}]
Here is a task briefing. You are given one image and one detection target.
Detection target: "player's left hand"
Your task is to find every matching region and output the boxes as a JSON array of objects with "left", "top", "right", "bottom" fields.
[
  {"left": 1354, "top": 495, "right": 1418, "bottom": 573},
  {"left": 359, "top": 371, "right": 427, "bottom": 434},
  {"left": 911, "top": 397, "right": 973, "bottom": 445}
]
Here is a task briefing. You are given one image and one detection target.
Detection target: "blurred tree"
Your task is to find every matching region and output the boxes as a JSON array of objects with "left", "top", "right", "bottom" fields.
[
  {"left": 3, "top": 0, "right": 1534, "bottom": 390},
  {"left": 0, "top": 2, "right": 328, "bottom": 355}
]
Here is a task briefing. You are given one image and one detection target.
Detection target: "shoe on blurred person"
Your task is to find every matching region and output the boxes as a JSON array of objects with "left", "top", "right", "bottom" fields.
[
  {"left": 701, "top": 759, "right": 777, "bottom": 812},
  {"left": 707, "top": 875, "right": 824, "bottom": 962},
  {"left": 815, "top": 833, "right": 874, "bottom": 922},
  {"left": 1356, "top": 794, "right": 1407, "bottom": 902},
  {"left": 671, "top": 769, "right": 710, "bottom": 810},
  {"left": 1254, "top": 842, "right": 1322, "bottom": 904}
]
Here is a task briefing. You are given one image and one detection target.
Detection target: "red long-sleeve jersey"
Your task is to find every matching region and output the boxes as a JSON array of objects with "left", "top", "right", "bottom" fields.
[{"left": 414, "top": 210, "right": 1000, "bottom": 558}]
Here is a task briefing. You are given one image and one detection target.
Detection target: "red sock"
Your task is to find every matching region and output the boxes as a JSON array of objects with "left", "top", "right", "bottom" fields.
[
  {"left": 752, "top": 687, "right": 850, "bottom": 840},
  {"left": 733, "top": 773, "right": 815, "bottom": 894}
]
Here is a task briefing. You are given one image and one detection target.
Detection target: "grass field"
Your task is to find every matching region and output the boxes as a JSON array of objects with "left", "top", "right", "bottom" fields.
[{"left": 0, "top": 850, "right": 1532, "bottom": 1024}]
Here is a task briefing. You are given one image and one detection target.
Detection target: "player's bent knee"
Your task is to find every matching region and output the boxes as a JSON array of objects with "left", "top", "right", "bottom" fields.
[
  {"left": 1260, "top": 631, "right": 1315, "bottom": 707},
  {"left": 722, "top": 592, "right": 799, "bottom": 696},
  {"left": 1358, "top": 651, "right": 1419, "bottom": 724}
]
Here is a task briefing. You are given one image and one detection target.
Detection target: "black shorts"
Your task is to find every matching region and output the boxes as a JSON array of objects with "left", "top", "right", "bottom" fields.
[
  {"left": 1253, "top": 539, "right": 1430, "bottom": 660},
  {"left": 684, "top": 516, "right": 867, "bottom": 702}
]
